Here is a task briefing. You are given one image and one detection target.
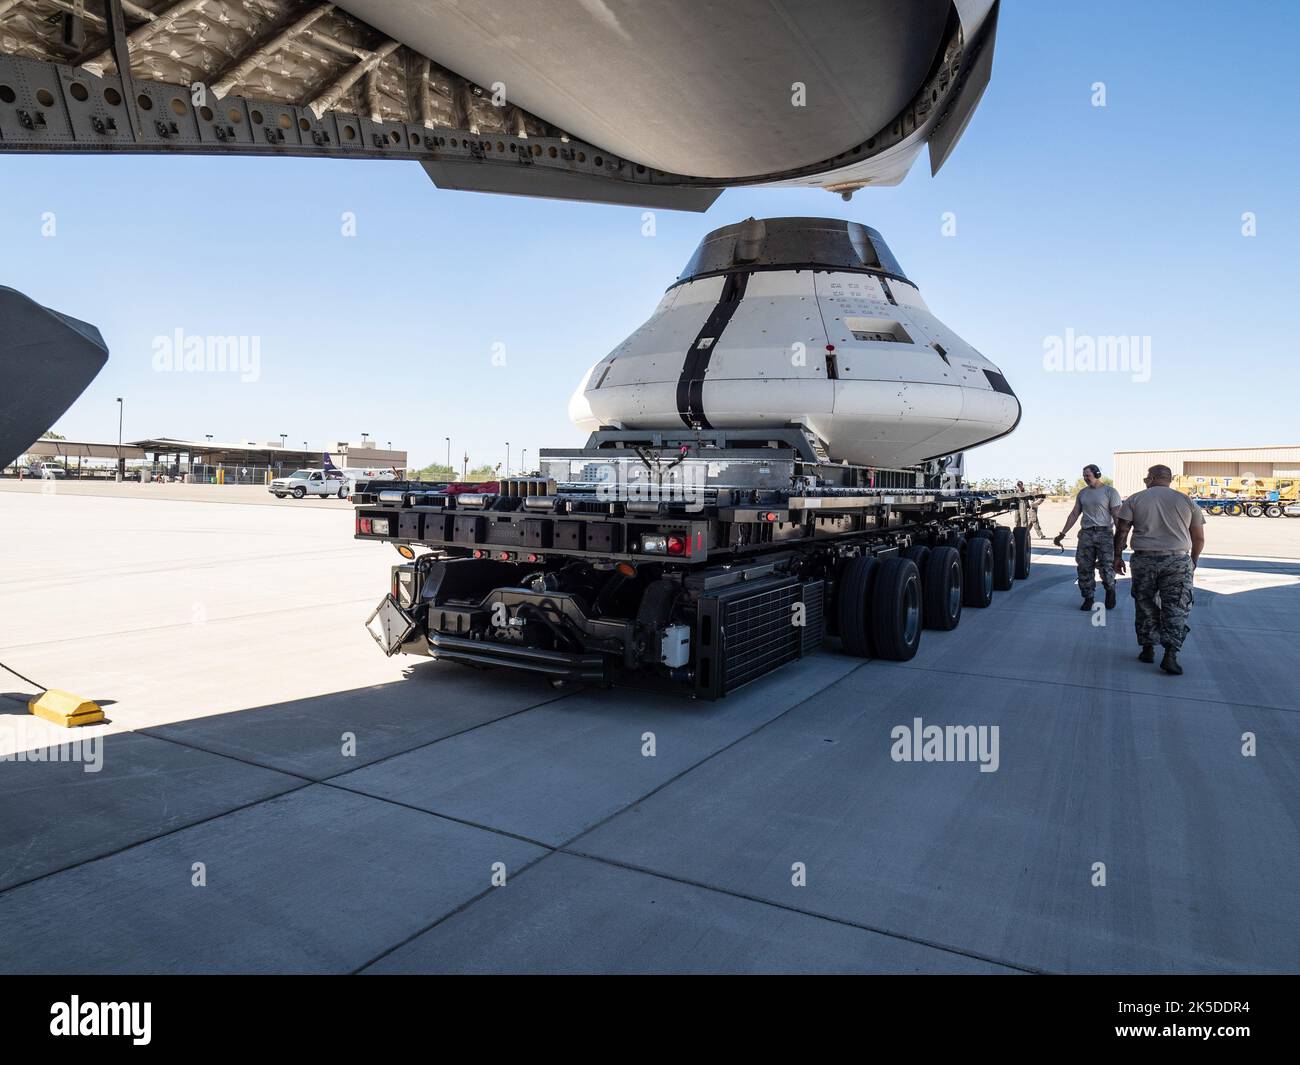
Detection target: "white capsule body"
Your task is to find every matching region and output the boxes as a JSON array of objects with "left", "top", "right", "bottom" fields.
[{"left": 570, "top": 264, "right": 1019, "bottom": 469}]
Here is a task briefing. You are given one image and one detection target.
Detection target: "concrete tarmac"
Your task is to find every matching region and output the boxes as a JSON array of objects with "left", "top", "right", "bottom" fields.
[{"left": 1, "top": 482, "right": 1296, "bottom": 973}]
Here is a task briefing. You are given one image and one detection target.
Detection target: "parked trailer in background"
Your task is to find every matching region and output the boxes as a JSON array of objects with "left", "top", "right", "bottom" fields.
[{"left": 1176, "top": 475, "right": 1300, "bottom": 517}]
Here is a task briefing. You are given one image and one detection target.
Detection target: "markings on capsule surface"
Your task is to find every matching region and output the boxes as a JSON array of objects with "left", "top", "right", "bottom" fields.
[{"left": 676, "top": 271, "right": 750, "bottom": 428}]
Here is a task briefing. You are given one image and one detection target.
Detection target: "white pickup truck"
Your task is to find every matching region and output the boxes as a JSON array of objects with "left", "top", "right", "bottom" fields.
[{"left": 268, "top": 468, "right": 349, "bottom": 499}]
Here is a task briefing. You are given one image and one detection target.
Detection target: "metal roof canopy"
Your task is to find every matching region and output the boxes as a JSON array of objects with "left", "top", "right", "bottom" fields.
[
  {"left": 127, "top": 437, "right": 406, "bottom": 467},
  {"left": 25, "top": 438, "right": 145, "bottom": 460}
]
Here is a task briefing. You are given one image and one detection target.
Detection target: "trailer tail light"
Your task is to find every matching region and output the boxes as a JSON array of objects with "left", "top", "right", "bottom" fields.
[
  {"left": 642, "top": 533, "right": 689, "bottom": 556},
  {"left": 357, "top": 516, "right": 391, "bottom": 536},
  {"left": 472, "top": 549, "right": 485, "bottom": 559},
  {"left": 526, "top": 553, "right": 541, "bottom": 563},
  {"left": 764, "top": 512, "right": 779, "bottom": 523},
  {"left": 498, "top": 551, "right": 513, "bottom": 561}
]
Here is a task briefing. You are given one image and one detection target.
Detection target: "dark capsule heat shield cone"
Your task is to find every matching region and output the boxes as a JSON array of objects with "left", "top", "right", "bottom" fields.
[{"left": 0, "top": 287, "right": 109, "bottom": 467}]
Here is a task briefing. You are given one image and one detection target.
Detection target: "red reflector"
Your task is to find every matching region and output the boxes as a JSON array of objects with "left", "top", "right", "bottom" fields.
[
  {"left": 666, "top": 534, "right": 686, "bottom": 556},
  {"left": 472, "top": 549, "right": 484, "bottom": 559},
  {"left": 498, "top": 551, "right": 512, "bottom": 561},
  {"left": 526, "top": 553, "right": 540, "bottom": 563},
  {"left": 358, "top": 518, "right": 372, "bottom": 534},
  {"left": 765, "top": 512, "right": 778, "bottom": 522}
]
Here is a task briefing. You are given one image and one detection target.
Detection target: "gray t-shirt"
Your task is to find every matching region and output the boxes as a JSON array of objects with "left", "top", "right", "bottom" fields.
[
  {"left": 1077, "top": 484, "right": 1122, "bottom": 529},
  {"left": 1119, "top": 485, "right": 1205, "bottom": 552}
]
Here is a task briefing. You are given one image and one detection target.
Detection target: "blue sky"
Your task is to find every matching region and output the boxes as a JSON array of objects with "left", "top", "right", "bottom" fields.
[{"left": 2, "top": 0, "right": 1297, "bottom": 480}]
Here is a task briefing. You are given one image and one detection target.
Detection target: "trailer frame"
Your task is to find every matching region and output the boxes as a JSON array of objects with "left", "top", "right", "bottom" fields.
[{"left": 355, "top": 430, "right": 1044, "bottom": 697}]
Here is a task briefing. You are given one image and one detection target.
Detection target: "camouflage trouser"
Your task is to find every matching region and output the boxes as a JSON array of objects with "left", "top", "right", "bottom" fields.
[
  {"left": 1075, "top": 526, "right": 1115, "bottom": 598},
  {"left": 1130, "top": 552, "right": 1194, "bottom": 650},
  {"left": 1028, "top": 507, "right": 1044, "bottom": 537}
]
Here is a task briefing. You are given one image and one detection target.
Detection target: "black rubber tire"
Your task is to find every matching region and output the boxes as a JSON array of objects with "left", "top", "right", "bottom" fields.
[
  {"left": 292, "top": 486, "right": 305, "bottom": 499},
  {"left": 1013, "top": 526, "right": 1031, "bottom": 580},
  {"left": 1224, "top": 503, "right": 1243, "bottom": 516},
  {"left": 1265, "top": 505, "right": 1282, "bottom": 518},
  {"left": 924, "top": 545, "right": 963, "bottom": 630},
  {"left": 1246, "top": 504, "right": 1264, "bottom": 518},
  {"left": 871, "top": 556, "right": 922, "bottom": 661},
  {"left": 992, "top": 526, "right": 1015, "bottom": 591},
  {"left": 963, "top": 535, "right": 994, "bottom": 608},
  {"left": 904, "top": 544, "right": 931, "bottom": 586},
  {"left": 836, "top": 555, "right": 878, "bottom": 657},
  {"left": 337, "top": 486, "right": 349, "bottom": 499}
]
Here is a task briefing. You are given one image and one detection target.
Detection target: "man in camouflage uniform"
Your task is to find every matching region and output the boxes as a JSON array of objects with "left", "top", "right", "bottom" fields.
[
  {"left": 1114, "top": 464, "right": 1206, "bottom": 675},
  {"left": 1027, "top": 492, "right": 1045, "bottom": 538},
  {"left": 1015, "top": 481, "right": 1045, "bottom": 538},
  {"left": 1055, "top": 464, "right": 1122, "bottom": 610}
]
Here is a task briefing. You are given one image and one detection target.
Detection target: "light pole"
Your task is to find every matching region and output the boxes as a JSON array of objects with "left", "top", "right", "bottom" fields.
[
  {"left": 279, "top": 433, "right": 286, "bottom": 448},
  {"left": 505, "top": 442, "right": 510, "bottom": 479},
  {"left": 521, "top": 448, "right": 527, "bottom": 475},
  {"left": 116, "top": 397, "right": 124, "bottom": 478},
  {"left": 445, "top": 437, "right": 451, "bottom": 475}
]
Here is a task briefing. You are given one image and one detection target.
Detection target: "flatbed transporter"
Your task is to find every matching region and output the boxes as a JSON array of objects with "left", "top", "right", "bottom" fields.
[{"left": 354, "top": 427, "right": 1044, "bottom": 699}]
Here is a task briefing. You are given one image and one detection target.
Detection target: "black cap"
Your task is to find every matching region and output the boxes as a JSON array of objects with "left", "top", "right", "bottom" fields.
[{"left": 675, "top": 217, "right": 909, "bottom": 286}]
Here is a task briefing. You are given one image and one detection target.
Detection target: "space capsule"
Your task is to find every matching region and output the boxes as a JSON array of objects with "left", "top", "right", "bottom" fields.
[{"left": 570, "top": 217, "right": 1021, "bottom": 469}]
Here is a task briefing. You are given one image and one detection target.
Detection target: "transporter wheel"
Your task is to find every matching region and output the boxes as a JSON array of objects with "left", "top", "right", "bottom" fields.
[
  {"left": 836, "top": 554, "right": 879, "bottom": 657},
  {"left": 273, "top": 492, "right": 286, "bottom": 498},
  {"left": 337, "top": 486, "right": 349, "bottom": 499},
  {"left": 992, "top": 527, "right": 1015, "bottom": 591},
  {"left": 292, "top": 486, "right": 306, "bottom": 499},
  {"left": 1265, "top": 505, "right": 1282, "bottom": 518},
  {"left": 871, "top": 556, "right": 922, "bottom": 661},
  {"left": 1013, "top": 526, "right": 1031, "bottom": 580},
  {"left": 923, "top": 546, "right": 963, "bottom": 631},
  {"left": 1207, "top": 504, "right": 1223, "bottom": 515},
  {"left": 904, "top": 544, "right": 931, "bottom": 585},
  {"left": 1224, "top": 503, "right": 1243, "bottom": 516},
  {"left": 1246, "top": 504, "right": 1264, "bottom": 518},
  {"left": 963, "top": 535, "right": 994, "bottom": 608}
]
